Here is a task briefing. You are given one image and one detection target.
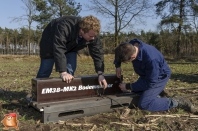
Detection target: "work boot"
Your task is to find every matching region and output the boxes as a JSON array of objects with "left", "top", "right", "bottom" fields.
[
  {"left": 120, "top": 108, "right": 131, "bottom": 119},
  {"left": 172, "top": 95, "right": 195, "bottom": 113}
]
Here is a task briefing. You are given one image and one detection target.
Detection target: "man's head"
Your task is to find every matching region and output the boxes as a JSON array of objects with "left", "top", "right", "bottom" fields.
[
  {"left": 79, "top": 15, "right": 100, "bottom": 41},
  {"left": 115, "top": 43, "right": 136, "bottom": 63}
]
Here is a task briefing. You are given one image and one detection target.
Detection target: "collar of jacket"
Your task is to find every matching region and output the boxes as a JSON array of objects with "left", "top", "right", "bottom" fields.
[{"left": 129, "top": 38, "right": 143, "bottom": 61}]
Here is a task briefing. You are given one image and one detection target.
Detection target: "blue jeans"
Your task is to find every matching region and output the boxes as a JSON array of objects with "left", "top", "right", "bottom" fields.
[{"left": 36, "top": 52, "right": 77, "bottom": 78}]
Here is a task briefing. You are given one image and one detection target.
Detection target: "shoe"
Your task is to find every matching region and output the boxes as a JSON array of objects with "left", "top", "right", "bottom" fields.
[
  {"left": 120, "top": 108, "right": 131, "bottom": 119},
  {"left": 172, "top": 95, "right": 195, "bottom": 113}
]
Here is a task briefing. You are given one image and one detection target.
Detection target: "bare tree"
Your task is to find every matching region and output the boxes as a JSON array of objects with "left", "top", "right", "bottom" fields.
[
  {"left": 11, "top": 0, "right": 37, "bottom": 55},
  {"left": 85, "top": 0, "right": 153, "bottom": 47}
]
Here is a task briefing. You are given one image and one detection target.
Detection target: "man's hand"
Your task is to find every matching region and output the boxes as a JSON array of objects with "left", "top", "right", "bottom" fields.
[
  {"left": 60, "top": 72, "right": 74, "bottom": 83},
  {"left": 119, "top": 83, "right": 127, "bottom": 92},
  {"left": 98, "top": 74, "right": 107, "bottom": 89},
  {"left": 116, "top": 67, "right": 122, "bottom": 78}
]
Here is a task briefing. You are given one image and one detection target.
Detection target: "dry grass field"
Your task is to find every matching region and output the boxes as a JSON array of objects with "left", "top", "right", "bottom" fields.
[{"left": 0, "top": 55, "right": 198, "bottom": 131}]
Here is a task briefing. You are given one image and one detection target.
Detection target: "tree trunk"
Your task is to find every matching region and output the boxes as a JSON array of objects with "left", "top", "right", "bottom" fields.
[
  {"left": 6, "top": 35, "right": 9, "bottom": 54},
  {"left": 28, "top": 25, "right": 31, "bottom": 56},
  {"left": 177, "top": 0, "right": 184, "bottom": 57},
  {"left": 114, "top": 0, "right": 118, "bottom": 47}
]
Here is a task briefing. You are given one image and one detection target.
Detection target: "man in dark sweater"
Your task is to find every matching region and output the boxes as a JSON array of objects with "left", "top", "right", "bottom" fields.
[{"left": 36, "top": 15, "right": 107, "bottom": 88}]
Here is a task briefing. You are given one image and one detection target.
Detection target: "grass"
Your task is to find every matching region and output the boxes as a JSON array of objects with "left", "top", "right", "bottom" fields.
[
  {"left": 0, "top": 54, "right": 198, "bottom": 130},
  {"left": 1, "top": 54, "right": 197, "bottom": 92}
]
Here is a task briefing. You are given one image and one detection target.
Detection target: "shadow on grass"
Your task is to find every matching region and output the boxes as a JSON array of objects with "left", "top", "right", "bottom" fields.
[
  {"left": 166, "top": 57, "right": 198, "bottom": 63},
  {"left": 0, "top": 90, "right": 42, "bottom": 121},
  {"left": 170, "top": 73, "right": 198, "bottom": 84}
]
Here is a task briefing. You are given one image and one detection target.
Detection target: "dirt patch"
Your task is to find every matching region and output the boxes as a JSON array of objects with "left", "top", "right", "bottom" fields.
[{"left": 1, "top": 89, "right": 198, "bottom": 131}]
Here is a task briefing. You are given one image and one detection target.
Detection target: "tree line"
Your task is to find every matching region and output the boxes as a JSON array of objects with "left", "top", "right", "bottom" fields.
[{"left": 0, "top": 0, "right": 198, "bottom": 58}]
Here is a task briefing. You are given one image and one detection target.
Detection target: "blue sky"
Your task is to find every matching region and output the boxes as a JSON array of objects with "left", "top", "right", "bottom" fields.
[
  {"left": 0, "top": 0, "right": 161, "bottom": 32},
  {"left": 0, "top": 0, "right": 25, "bottom": 29}
]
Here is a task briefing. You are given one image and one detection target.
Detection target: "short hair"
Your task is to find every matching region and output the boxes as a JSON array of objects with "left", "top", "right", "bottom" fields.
[
  {"left": 115, "top": 43, "right": 136, "bottom": 62},
  {"left": 79, "top": 15, "right": 101, "bottom": 35}
]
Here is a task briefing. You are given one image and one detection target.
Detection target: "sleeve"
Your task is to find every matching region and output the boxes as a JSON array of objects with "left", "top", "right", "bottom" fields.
[
  {"left": 113, "top": 59, "right": 121, "bottom": 68},
  {"left": 87, "top": 36, "right": 104, "bottom": 72},
  {"left": 132, "top": 59, "right": 160, "bottom": 92},
  {"left": 144, "top": 59, "right": 159, "bottom": 83},
  {"left": 53, "top": 22, "right": 70, "bottom": 72}
]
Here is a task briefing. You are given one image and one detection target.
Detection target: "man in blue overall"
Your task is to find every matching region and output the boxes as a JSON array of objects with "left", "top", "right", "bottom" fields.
[{"left": 114, "top": 39, "right": 195, "bottom": 118}]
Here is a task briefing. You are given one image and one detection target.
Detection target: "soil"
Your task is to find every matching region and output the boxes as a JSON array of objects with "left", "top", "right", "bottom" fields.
[{"left": 1, "top": 89, "right": 198, "bottom": 131}]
